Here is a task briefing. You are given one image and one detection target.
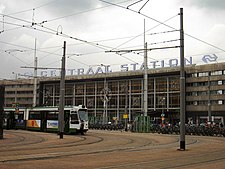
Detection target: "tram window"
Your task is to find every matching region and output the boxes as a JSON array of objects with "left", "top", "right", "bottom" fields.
[
  {"left": 78, "top": 110, "right": 88, "bottom": 121},
  {"left": 29, "top": 112, "right": 41, "bottom": 119},
  {"left": 47, "top": 111, "right": 58, "bottom": 120},
  {"left": 71, "top": 113, "right": 79, "bottom": 124}
]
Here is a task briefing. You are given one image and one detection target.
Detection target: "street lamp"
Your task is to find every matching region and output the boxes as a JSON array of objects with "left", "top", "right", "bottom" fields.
[
  {"left": 160, "top": 97, "right": 166, "bottom": 124},
  {"left": 100, "top": 64, "right": 109, "bottom": 125}
]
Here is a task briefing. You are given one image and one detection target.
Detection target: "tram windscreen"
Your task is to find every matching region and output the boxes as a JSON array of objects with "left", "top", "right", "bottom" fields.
[{"left": 78, "top": 109, "right": 88, "bottom": 121}]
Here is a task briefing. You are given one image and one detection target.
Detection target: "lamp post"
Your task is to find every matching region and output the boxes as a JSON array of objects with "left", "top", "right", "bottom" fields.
[
  {"left": 89, "top": 64, "right": 111, "bottom": 124},
  {"left": 160, "top": 97, "right": 166, "bottom": 124},
  {"left": 100, "top": 64, "right": 109, "bottom": 125}
]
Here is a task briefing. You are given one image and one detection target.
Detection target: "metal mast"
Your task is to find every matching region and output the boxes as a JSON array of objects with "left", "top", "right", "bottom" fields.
[
  {"left": 58, "top": 41, "right": 66, "bottom": 139},
  {"left": 33, "top": 38, "right": 37, "bottom": 107},
  {"left": 143, "top": 19, "right": 148, "bottom": 116},
  {"left": 179, "top": 8, "right": 186, "bottom": 150}
]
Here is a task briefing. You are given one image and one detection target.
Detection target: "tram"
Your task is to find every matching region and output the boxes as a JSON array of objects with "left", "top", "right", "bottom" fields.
[
  {"left": 3, "top": 108, "right": 27, "bottom": 130},
  {"left": 4, "top": 105, "right": 88, "bottom": 134}
]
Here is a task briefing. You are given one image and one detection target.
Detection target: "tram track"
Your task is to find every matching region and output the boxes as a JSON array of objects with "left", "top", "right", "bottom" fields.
[
  {"left": 0, "top": 131, "right": 103, "bottom": 152},
  {"left": 0, "top": 130, "right": 155, "bottom": 162},
  {"left": 2, "top": 130, "right": 138, "bottom": 153},
  {"left": 1, "top": 130, "right": 225, "bottom": 169},
  {"left": 93, "top": 147, "right": 225, "bottom": 169},
  {"left": 1, "top": 130, "right": 47, "bottom": 149},
  {"left": 0, "top": 130, "right": 180, "bottom": 163},
  {"left": 92, "top": 135, "right": 225, "bottom": 169}
]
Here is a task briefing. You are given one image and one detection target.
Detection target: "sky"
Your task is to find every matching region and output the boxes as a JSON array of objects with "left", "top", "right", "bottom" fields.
[{"left": 0, "top": 0, "right": 225, "bottom": 79}]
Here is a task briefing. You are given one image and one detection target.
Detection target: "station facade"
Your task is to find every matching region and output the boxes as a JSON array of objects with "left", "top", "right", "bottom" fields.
[{"left": 1, "top": 62, "right": 225, "bottom": 125}]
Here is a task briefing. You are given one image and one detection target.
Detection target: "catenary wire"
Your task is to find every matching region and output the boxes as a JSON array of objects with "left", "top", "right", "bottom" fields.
[
  {"left": 110, "top": 14, "right": 179, "bottom": 50},
  {"left": 43, "top": 0, "right": 133, "bottom": 22},
  {"left": 99, "top": 0, "right": 225, "bottom": 53},
  {"left": 3, "top": 0, "right": 223, "bottom": 70}
]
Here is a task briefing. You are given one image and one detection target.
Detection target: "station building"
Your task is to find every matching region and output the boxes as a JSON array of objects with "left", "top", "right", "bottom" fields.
[{"left": 1, "top": 62, "right": 225, "bottom": 125}]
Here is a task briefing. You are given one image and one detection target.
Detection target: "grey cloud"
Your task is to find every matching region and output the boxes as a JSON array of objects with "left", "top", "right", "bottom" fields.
[
  {"left": 183, "top": 0, "right": 225, "bottom": 10},
  {"left": 45, "top": 0, "right": 99, "bottom": 16}
]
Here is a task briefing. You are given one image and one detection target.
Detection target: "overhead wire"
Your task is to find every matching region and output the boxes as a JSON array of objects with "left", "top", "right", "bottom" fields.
[
  {"left": 99, "top": 0, "right": 176, "bottom": 29},
  {"left": 4, "top": 51, "right": 30, "bottom": 65},
  {"left": 0, "top": 18, "right": 109, "bottom": 54},
  {"left": 30, "top": 21, "right": 141, "bottom": 64},
  {"left": 0, "top": 11, "right": 113, "bottom": 66},
  {"left": 38, "top": 29, "right": 179, "bottom": 51},
  {"left": 0, "top": 40, "right": 62, "bottom": 57},
  {"left": 3, "top": 0, "right": 221, "bottom": 71},
  {"left": 1, "top": 8, "right": 180, "bottom": 55},
  {"left": 0, "top": 13, "right": 113, "bottom": 52},
  {"left": 1, "top": 25, "right": 24, "bottom": 33},
  {"left": 0, "top": 19, "right": 113, "bottom": 67},
  {"left": 3, "top": 1, "right": 141, "bottom": 53},
  {"left": 138, "top": 0, "right": 150, "bottom": 13},
  {"left": 0, "top": 15, "right": 4, "bottom": 33},
  {"left": 38, "top": 48, "right": 62, "bottom": 62},
  {"left": 36, "top": 24, "right": 110, "bottom": 51},
  {"left": 0, "top": 13, "right": 179, "bottom": 68},
  {"left": 100, "top": 0, "right": 225, "bottom": 53},
  {"left": 0, "top": 0, "right": 148, "bottom": 64},
  {"left": 0, "top": 11, "right": 179, "bottom": 67},
  {"left": 3, "top": 0, "right": 225, "bottom": 66},
  {"left": 127, "top": 0, "right": 144, "bottom": 9},
  {"left": 67, "top": 57, "right": 89, "bottom": 66},
  {"left": 43, "top": 0, "right": 133, "bottom": 23},
  {"left": 117, "top": 39, "right": 180, "bottom": 51},
  {"left": 111, "top": 14, "right": 179, "bottom": 50}
]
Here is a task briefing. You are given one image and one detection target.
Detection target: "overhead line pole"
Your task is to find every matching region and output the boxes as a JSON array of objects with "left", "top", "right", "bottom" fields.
[
  {"left": 179, "top": 8, "right": 186, "bottom": 151},
  {"left": 143, "top": 19, "right": 148, "bottom": 117},
  {"left": 33, "top": 38, "right": 37, "bottom": 107},
  {"left": 58, "top": 41, "right": 66, "bottom": 139},
  {"left": 0, "top": 85, "right": 5, "bottom": 139}
]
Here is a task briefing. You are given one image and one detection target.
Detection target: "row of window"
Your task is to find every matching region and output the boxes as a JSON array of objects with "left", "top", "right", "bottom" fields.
[
  {"left": 6, "top": 84, "right": 33, "bottom": 88},
  {"left": 188, "top": 70, "right": 225, "bottom": 77},
  {"left": 187, "top": 100, "right": 224, "bottom": 105},
  {"left": 5, "top": 104, "right": 32, "bottom": 108},
  {"left": 42, "top": 77, "right": 180, "bottom": 110},
  {"left": 5, "top": 91, "right": 33, "bottom": 95},
  {"left": 186, "top": 80, "right": 224, "bottom": 87},
  {"left": 187, "top": 90, "right": 225, "bottom": 96},
  {"left": 43, "top": 77, "right": 180, "bottom": 97},
  {"left": 43, "top": 93, "right": 180, "bottom": 109}
]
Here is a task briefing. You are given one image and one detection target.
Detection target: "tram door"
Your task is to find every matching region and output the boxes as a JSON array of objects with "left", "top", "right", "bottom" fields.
[
  {"left": 40, "top": 111, "right": 47, "bottom": 132},
  {"left": 5, "top": 111, "right": 15, "bottom": 129},
  {"left": 64, "top": 111, "right": 70, "bottom": 133},
  {"left": 15, "top": 111, "right": 26, "bottom": 129}
]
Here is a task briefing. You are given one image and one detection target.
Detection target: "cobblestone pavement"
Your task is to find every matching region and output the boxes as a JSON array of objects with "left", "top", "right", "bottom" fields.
[{"left": 1, "top": 130, "right": 225, "bottom": 169}]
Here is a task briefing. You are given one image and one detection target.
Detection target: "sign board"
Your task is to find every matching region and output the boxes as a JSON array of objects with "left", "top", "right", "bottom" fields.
[{"left": 123, "top": 114, "right": 128, "bottom": 119}]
